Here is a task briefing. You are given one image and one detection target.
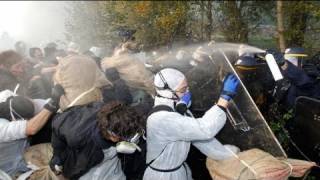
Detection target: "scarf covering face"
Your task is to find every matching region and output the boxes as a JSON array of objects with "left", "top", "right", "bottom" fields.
[{"left": 54, "top": 54, "right": 112, "bottom": 111}]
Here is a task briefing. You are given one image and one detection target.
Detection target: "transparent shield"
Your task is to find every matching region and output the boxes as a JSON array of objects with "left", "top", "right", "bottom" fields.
[{"left": 123, "top": 43, "right": 286, "bottom": 157}]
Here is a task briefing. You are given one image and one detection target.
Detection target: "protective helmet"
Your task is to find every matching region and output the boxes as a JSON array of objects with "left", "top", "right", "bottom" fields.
[
  {"left": 284, "top": 47, "right": 308, "bottom": 67},
  {"left": 154, "top": 68, "right": 186, "bottom": 99},
  {"left": 89, "top": 46, "right": 103, "bottom": 58},
  {"left": 234, "top": 55, "right": 259, "bottom": 70}
]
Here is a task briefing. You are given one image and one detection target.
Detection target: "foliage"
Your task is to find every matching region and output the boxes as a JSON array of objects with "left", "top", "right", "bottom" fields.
[
  {"left": 268, "top": 103, "right": 293, "bottom": 151},
  {"left": 282, "top": 1, "right": 320, "bottom": 54},
  {"left": 214, "top": 1, "right": 274, "bottom": 43},
  {"left": 65, "top": 1, "right": 320, "bottom": 53}
]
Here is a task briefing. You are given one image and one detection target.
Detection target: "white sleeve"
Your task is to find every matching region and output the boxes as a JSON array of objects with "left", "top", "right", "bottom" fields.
[
  {"left": 0, "top": 118, "right": 27, "bottom": 143},
  {"left": 192, "top": 138, "right": 237, "bottom": 160},
  {"left": 32, "top": 99, "right": 49, "bottom": 114},
  {"left": 149, "top": 105, "right": 226, "bottom": 142}
]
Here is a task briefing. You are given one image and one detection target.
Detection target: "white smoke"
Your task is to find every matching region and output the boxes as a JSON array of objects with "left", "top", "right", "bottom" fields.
[{"left": 0, "top": 1, "right": 68, "bottom": 49}]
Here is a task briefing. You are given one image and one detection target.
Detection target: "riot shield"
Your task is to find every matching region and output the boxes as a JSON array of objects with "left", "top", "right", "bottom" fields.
[
  {"left": 291, "top": 96, "right": 320, "bottom": 163},
  {"left": 185, "top": 47, "right": 286, "bottom": 157},
  {"left": 218, "top": 50, "right": 285, "bottom": 157}
]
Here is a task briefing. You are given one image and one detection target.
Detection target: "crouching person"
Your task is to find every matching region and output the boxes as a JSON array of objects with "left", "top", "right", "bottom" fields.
[
  {"left": 0, "top": 84, "right": 64, "bottom": 178},
  {"left": 143, "top": 68, "right": 241, "bottom": 180},
  {"left": 50, "top": 101, "right": 145, "bottom": 180}
]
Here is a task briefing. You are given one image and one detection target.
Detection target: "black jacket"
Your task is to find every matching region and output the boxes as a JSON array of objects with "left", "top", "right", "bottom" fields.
[{"left": 51, "top": 102, "right": 114, "bottom": 180}]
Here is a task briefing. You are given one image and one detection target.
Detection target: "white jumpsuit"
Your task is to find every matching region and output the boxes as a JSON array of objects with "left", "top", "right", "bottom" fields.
[{"left": 143, "top": 97, "right": 236, "bottom": 180}]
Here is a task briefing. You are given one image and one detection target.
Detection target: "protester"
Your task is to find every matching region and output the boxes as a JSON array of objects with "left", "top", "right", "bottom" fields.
[
  {"left": 50, "top": 101, "right": 144, "bottom": 180},
  {"left": 143, "top": 68, "right": 240, "bottom": 180},
  {"left": 0, "top": 84, "right": 64, "bottom": 177},
  {"left": 14, "top": 41, "right": 27, "bottom": 58},
  {"left": 29, "top": 47, "right": 44, "bottom": 65}
]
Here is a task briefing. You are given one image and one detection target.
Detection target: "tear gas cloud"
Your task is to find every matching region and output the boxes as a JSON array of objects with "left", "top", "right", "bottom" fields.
[{"left": 0, "top": 1, "right": 67, "bottom": 49}]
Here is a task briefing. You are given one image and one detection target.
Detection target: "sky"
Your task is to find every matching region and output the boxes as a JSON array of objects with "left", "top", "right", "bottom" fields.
[{"left": 0, "top": 1, "right": 67, "bottom": 48}]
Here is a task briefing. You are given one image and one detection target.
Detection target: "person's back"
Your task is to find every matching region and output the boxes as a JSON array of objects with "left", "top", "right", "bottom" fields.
[{"left": 51, "top": 102, "right": 110, "bottom": 179}]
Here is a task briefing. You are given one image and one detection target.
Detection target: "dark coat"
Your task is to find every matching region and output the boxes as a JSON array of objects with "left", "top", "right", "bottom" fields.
[{"left": 51, "top": 102, "right": 114, "bottom": 180}]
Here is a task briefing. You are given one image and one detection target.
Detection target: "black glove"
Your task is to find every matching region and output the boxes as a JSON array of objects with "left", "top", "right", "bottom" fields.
[
  {"left": 44, "top": 84, "right": 65, "bottom": 112},
  {"left": 265, "top": 49, "right": 285, "bottom": 66},
  {"left": 49, "top": 156, "right": 63, "bottom": 175}
]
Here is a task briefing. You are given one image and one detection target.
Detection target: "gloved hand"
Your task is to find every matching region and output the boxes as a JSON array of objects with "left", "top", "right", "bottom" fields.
[
  {"left": 176, "top": 91, "right": 191, "bottom": 115},
  {"left": 44, "top": 84, "right": 65, "bottom": 112},
  {"left": 49, "top": 156, "right": 63, "bottom": 175},
  {"left": 265, "top": 49, "right": 285, "bottom": 66},
  {"left": 220, "top": 73, "right": 240, "bottom": 101}
]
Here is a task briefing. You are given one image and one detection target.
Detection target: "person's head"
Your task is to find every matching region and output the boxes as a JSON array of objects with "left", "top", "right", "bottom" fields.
[
  {"left": 0, "top": 50, "right": 23, "bottom": 69},
  {"left": 67, "top": 42, "right": 80, "bottom": 54},
  {"left": 29, "top": 47, "right": 43, "bottom": 59},
  {"left": 284, "top": 47, "right": 308, "bottom": 68},
  {"left": 192, "top": 46, "right": 210, "bottom": 63},
  {"left": 97, "top": 101, "right": 144, "bottom": 142},
  {"left": 0, "top": 50, "right": 29, "bottom": 81},
  {"left": 154, "top": 68, "right": 188, "bottom": 100},
  {"left": 234, "top": 55, "right": 259, "bottom": 71},
  {"left": 0, "top": 69, "right": 20, "bottom": 92},
  {"left": 89, "top": 46, "right": 103, "bottom": 58},
  {"left": 14, "top": 41, "right": 26, "bottom": 56},
  {"left": 44, "top": 42, "right": 57, "bottom": 57},
  {"left": 176, "top": 50, "right": 187, "bottom": 61}
]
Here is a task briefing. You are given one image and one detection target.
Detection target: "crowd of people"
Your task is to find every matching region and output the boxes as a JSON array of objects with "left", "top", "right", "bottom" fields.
[
  {"left": 0, "top": 39, "right": 242, "bottom": 180},
  {"left": 0, "top": 37, "right": 319, "bottom": 180}
]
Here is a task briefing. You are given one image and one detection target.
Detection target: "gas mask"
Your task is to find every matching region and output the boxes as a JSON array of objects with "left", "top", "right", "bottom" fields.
[{"left": 116, "top": 131, "right": 144, "bottom": 154}]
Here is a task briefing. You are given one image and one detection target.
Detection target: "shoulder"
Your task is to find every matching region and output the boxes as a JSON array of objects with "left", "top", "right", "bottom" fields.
[{"left": 147, "top": 111, "right": 185, "bottom": 126}]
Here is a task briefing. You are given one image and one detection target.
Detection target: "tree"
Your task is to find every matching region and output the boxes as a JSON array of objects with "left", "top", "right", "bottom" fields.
[
  {"left": 277, "top": 0, "right": 286, "bottom": 52},
  {"left": 214, "top": 1, "right": 274, "bottom": 43}
]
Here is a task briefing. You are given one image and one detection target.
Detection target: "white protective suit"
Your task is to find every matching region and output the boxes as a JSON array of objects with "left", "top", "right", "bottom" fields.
[
  {"left": 79, "top": 147, "right": 125, "bottom": 180},
  {"left": 0, "top": 95, "right": 47, "bottom": 177},
  {"left": 143, "top": 68, "right": 238, "bottom": 180}
]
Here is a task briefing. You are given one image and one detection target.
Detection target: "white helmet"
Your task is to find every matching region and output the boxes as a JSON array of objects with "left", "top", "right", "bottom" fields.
[
  {"left": 89, "top": 46, "right": 103, "bottom": 58},
  {"left": 67, "top": 42, "right": 80, "bottom": 53},
  {"left": 154, "top": 68, "right": 185, "bottom": 99}
]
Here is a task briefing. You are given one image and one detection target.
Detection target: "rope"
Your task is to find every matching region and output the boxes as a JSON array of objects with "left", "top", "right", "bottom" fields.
[
  {"left": 282, "top": 160, "right": 293, "bottom": 178},
  {"left": 225, "top": 147, "right": 258, "bottom": 177}
]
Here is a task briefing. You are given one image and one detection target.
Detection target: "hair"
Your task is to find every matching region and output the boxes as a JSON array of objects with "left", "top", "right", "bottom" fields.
[
  {"left": 0, "top": 50, "right": 23, "bottom": 69},
  {"left": 0, "top": 69, "right": 19, "bottom": 92},
  {"left": 97, "top": 101, "right": 145, "bottom": 141},
  {"left": 29, "top": 47, "right": 41, "bottom": 58}
]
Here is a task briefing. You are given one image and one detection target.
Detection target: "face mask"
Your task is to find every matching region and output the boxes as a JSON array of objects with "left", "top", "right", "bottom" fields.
[
  {"left": 115, "top": 132, "right": 143, "bottom": 154},
  {"left": 175, "top": 90, "right": 192, "bottom": 115}
]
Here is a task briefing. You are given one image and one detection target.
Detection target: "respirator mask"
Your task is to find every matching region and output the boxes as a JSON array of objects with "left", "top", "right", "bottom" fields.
[{"left": 115, "top": 130, "right": 145, "bottom": 154}]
